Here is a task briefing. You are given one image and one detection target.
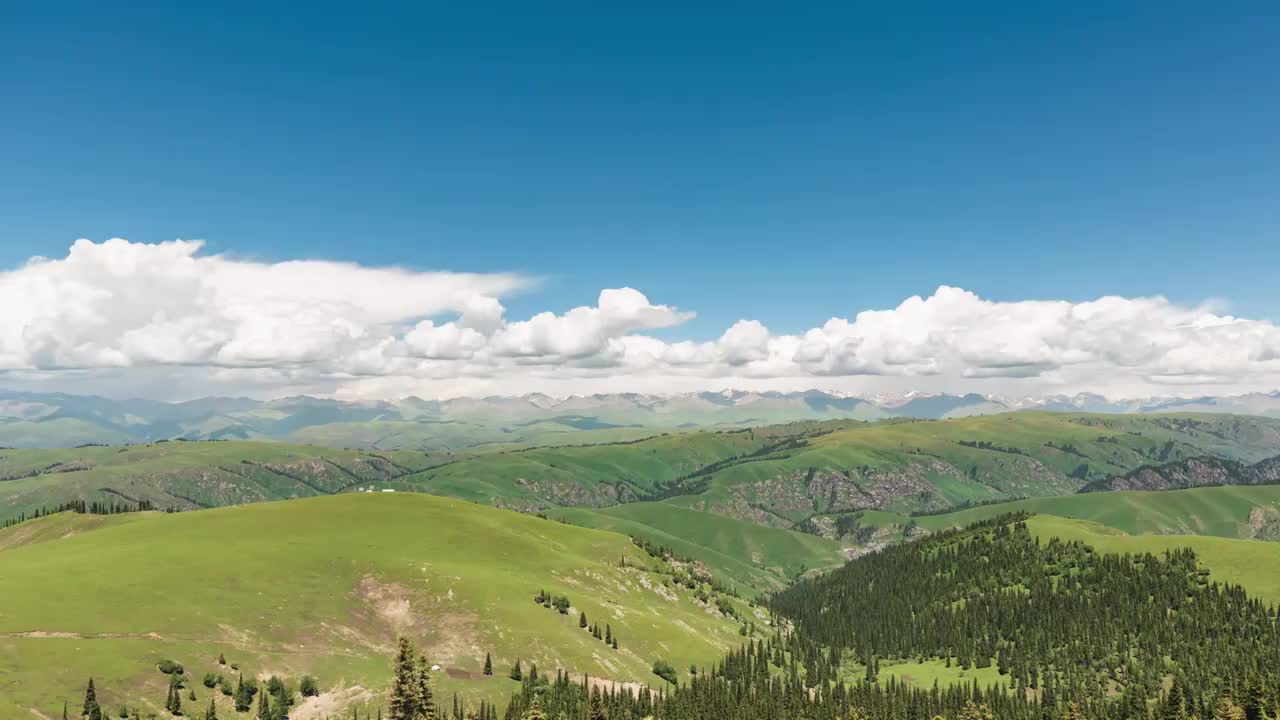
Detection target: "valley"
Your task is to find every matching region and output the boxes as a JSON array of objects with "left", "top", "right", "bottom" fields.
[{"left": 5, "top": 408, "right": 1280, "bottom": 719}]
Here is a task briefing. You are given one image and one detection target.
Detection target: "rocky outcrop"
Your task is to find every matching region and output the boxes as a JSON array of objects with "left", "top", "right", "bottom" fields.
[
  {"left": 514, "top": 477, "right": 637, "bottom": 508},
  {"left": 710, "top": 459, "right": 970, "bottom": 524},
  {"left": 1247, "top": 506, "right": 1280, "bottom": 541},
  {"left": 1081, "top": 454, "right": 1280, "bottom": 493}
]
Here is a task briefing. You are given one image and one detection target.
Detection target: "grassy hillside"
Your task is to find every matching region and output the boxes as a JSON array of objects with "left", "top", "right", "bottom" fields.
[
  {"left": 286, "top": 420, "right": 662, "bottom": 453},
  {"left": 1024, "top": 515, "right": 1280, "bottom": 604},
  {"left": 8, "top": 414, "right": 1278, "bottom": 529},
  {"left": 0, "top": 494, "right": 749, "bottom": 720},
  {"left": 858, "top": 483, "right": 1280, "bottom": 540},
  {"left": 409, "top": 411, "right": 1280, "bottom": 526},
  {"left": 5, "top": 412, "right": 1278, "bottom": 597},
  {"left": 548, "top": 502, "right": 848, "bottom": 592},
  {"left": 769, "top": 512, "right": 1280, "bottom": 716},
  {"left": 0, "top": 441, "right": 440, "bottom": 523}
]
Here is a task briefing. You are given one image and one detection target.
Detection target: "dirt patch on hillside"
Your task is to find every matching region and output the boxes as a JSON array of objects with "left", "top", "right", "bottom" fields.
[
  {"left": 572, "top": 674, "right": 648, "bottom": 695},
  {"left": 356, "top": 575, "right": 416, "bottom": 632},
  {"left": 291, "top": 685, "right": 376, "bottom": 720},
  {"left": 348, "top": 575, "right": 483, "bottom": 664},
  {"left": 2, "top": 631, "right": 167, "bottom": 640},
  {"left": 427, "top": 612, "right": 482, "bottom": 665},
  {"left": 445, "top": 667, "right": 477, "bottom": 679}
]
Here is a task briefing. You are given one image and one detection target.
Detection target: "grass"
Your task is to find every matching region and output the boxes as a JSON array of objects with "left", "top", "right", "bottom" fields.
[
  {"left": 406, "top": 412, "right": 1280, "bottom": 523},
  {"left": 287, "top": 420, "right": 663, "bottom": 453},
  {"left": 1024, "top": 515, "right": 1280, "bottom": 605},
  {"left": 548, "top": 502, "right": 848, "bottom": 593},
  {"left": 7, "top": 414, "right": 1278, "bottom": 529},
  {"left": 873, "top": 658, "right": 1004, "bottom": 691},
  {"left": 0, "top": 494, "right": 749, "bottom": 719},
  {"left": 858, "top": 484, "right": 1280, "bottom": 538},
  {"left": 0, "top": 441, "right": 440, "bottom": 522}
]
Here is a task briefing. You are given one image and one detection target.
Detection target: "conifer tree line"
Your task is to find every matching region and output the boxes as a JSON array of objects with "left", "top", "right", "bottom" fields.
[
  {"left": 2, "top": 498, "right": 161, "bottom": 529},
  {"left": 59, "top": 512, "right": 1280, "bottom": 720},
  {"left": 498, "top": 512, "right": 1280, "bottom": 720},
  {"left": 771, "top": 513, "right": 1280, "bottom": 707}
]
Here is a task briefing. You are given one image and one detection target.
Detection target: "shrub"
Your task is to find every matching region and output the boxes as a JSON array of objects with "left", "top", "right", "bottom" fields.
[
  {"left": 157, "top": 660, "right": 185, "bottom": 675},
  {"left": 652, "top": 659, "right": 678, "bottom": 685},
  {"left": 299, "top": 676, "right": 319, "bottom": 698},
  {"left": 202, "top": 673, "right": 219, "bottom": 689}
]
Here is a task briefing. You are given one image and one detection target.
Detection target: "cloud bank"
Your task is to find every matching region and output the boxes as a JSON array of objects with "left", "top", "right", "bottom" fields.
[{"left": 3, "top": 239, "right": 1279, "bottom": 400}]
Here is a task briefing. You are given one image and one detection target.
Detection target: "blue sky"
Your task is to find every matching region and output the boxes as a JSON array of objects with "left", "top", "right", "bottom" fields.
[
  {"left": 5, "top": 2, "right": 1278, "bottom": 333},
  {"left": 2, "top": 3, "right": 1280, "bottom": 400}
]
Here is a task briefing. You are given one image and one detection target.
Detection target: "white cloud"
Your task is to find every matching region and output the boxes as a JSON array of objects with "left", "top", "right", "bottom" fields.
[
  {"left": 4, "top": 239, "right": 1280, "bottom": 401},
  {"left": 0, "top": 238, "right": 526, "bottom": 372},
  {"left": 489, "top": 288, "right": 692, "bottom": 359}
]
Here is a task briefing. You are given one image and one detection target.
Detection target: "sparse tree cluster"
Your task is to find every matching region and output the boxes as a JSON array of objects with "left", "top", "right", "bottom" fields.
[{"left": 3, "top": 499, "right": 161, "bottom": 529}]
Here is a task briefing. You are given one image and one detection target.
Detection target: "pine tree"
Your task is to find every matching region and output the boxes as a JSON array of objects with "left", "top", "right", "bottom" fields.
[
  {"left": 604, "top": 624, "right": 611, "bottom": 645},
  {"left": 84, "top": 678, "right": 101, "bottom": 720},
  {"left": 1163, "top": 678, "right": 1188, "bottom": 720},
  {"left": 521, "top": 695, "right": 545, "bottom": 720},
  {"left": 509, "top": 659, "right": 522, "bottom": 682},
  {"left": 1215, "top": 698, "right": 1246, "bottom": 720},
  {"left": 233, "top": 674, "right": 255, "bottom": 713},
  {"left": 1244, "top": 674, "right": 1266, "bottom": 720},
  {"left": 958, "top": 703, "right": 994, "bottom": 720},
  {"left": 256, "top": 688, "right": 268, "bottom": 720},
  {"left": 204, "top": 698, "right": 217, "bottom": 720},
  {"left": 388, "top": 637, "right": 419, "bottom": 720},
  {"left": 588, "top": 686, "right": 605, "bottom": 720},
  {"left": 482, "top": 653, "right": 492, "bottom": 676},
  {"left": 579, "top": 612, "right": 588, "bottom": 629},
  {"left": 415, "top": 653, "right": 436, "bottom": 720}
]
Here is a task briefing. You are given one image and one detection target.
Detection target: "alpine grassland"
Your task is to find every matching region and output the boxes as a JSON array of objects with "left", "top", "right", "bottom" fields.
[
  {"left": 0, "top": 494, "right": 750, "bottom": 719},
  {"left": 548, "top": 501, "right": 848, "bottom": 592},
  {"left": 1023, "top": 514, "right": 1280, "bottom": 604},
  {"left": 859, "top": 483, "right": 1280, "bottom": 539},
  {"left": 0, "top": 441, "right": 440, "bottom": 523}
]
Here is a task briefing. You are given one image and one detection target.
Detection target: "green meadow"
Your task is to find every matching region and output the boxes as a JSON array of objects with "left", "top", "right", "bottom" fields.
[
  {"left": 0, "top": 494, "right": 748, "bottom": 720},
  {"left": 1024, "top": 515, "right": 1280, "bottom": 605},
  {"left": 859, "top": 483, "right": 1280, "bottom": 538},
  {"left": 548, "top": 501, "right": 848, "bottom": 593}
]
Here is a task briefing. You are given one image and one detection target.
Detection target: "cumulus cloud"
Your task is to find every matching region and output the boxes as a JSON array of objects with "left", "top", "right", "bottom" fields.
[
  {"left": 4, "top": 239, "right": 1280, "bottom": 400},
  {"left": 0, "top": 238, "right": 526, "bottom": 371}
]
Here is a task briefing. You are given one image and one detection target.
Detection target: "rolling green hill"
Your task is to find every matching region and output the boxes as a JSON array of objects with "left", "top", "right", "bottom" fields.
[
  {"left": 406, "top": 411, "right": 1280, "bottom": 525},
  {"left": 1023, "top": 514, "right": 1280, "bottom": 604},
  {"left": 8, "top": 414, "right": 1278, "bottom": 530},
  {"left": 548, "top": 502, "right": 849, "bottom": 592},
  {"left": 0, "top": 441, "right": 440, "bottom": 522},
  {"left": 0, "top": 494, "right": 750, "bottom": 720},
  {"left": 5, "top": 412, "right": 1279, "bottom": 596},
  {"left": 857, "top": 483, "right": 1280, "bottom": 540}
]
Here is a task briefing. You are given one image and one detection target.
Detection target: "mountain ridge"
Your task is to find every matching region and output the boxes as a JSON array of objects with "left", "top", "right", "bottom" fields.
[{"left": 7, "top": 388, "right": 1280, "bottom": 449}]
